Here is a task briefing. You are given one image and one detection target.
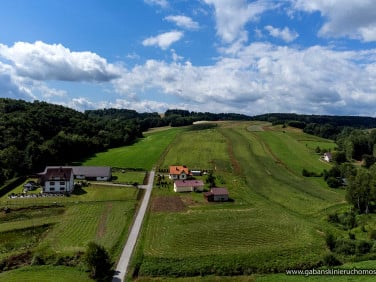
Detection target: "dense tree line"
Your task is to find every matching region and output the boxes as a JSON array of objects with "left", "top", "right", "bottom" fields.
[{"left": 254, "top": 113, "right": 376, "bottom": 140}]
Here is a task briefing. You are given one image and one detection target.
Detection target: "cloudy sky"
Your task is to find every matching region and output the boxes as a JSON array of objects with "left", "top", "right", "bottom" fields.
[{"left": 1, "top": 0, "right": 376, "bottom": 116}]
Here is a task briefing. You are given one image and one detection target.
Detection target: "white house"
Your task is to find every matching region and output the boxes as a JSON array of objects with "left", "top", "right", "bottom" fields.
[
  {"left": 324, "top": 152, "right": 332, "bottom": 162},
  {"left": 174, "top": 180, "right": 204, "bottom": 193},
  {"left": 40, "top": 167, "right": 74, "bottom": 193},
  {"left": 169, "top": 166, "right": 189, "bottom": 180}
]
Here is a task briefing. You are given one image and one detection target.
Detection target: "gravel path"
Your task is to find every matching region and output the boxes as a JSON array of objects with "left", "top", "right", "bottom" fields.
[{"left": 112, "top": 169, "right": 155, "bottom": 282}]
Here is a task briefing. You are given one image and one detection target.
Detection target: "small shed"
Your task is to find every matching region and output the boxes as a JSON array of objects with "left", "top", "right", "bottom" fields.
[
  {"left": 191, "top": 170, "right": 202, "bottom": 176},
  {"left": 204, "top": 187, "right": 229, "bottom": 202}
]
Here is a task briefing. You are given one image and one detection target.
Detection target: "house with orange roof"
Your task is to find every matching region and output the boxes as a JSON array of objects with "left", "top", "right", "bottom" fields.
[{"left": 169, "top": 165, "right": 189, "bottom": 180}]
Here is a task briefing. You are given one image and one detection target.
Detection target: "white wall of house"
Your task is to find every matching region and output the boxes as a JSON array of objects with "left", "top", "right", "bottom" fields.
[
  {"left": 44, "top": 173, "right": 74, "bottom": 193},
  {"left": 173, "top": 183, "right": 204, "bottom": 192},
  {"left": 174, "top": 184, "right": 193, "bottom": 192},
  {"left": 169, "top": 172, "right": 187, "bottom": 180}
]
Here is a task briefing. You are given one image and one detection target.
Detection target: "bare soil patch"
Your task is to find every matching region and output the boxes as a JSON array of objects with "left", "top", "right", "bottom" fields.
[
  {"left": 151, "top": 196, "right": 186, "bottom": 212},
  {"left": 96, "top": 203, "right": 113, "bottom": 239},
  {"left": 179, "top": 194, "right": 200, "bottom": 207}
]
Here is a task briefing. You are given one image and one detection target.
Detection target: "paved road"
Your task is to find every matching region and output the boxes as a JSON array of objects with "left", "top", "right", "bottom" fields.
[{"left": 112, "top": 169, "right": 155, "bottom": 282}]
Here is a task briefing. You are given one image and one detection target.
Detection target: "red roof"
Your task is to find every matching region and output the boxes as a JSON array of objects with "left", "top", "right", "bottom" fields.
[
  {"left": 174, "top": 180, "right": 204, "bottom": 187},
  {"left": 43, "top": 167, "right": 73, "bottom": 181},
  {"left": 169, "top": 165, "right": 189, "bottom": 175}
]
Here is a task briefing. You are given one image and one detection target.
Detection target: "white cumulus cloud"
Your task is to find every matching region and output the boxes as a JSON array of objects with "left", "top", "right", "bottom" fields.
[
  {"left": 165, "top": 15, "right": 199, "bottom": 30},
  {"left": 142, "top": 31, "right": 184, "bottom": 50},
  {"left": 112, "top": 42, "right": 376, "bottom": 116},
  {"left": 0, "top": 41, "right": 121, "bottom": 81},
  {"left": 293, "top": 0, "right": 376, "bottom": 42},
  {"left": 144, "top": 0, "right": 168, "bottom": 8},
  {"left": 265, "top": 25, "right": 299, "bottom": 42},
  {"left": 204, "top": 0, "right": 275, "bottom": 43}
]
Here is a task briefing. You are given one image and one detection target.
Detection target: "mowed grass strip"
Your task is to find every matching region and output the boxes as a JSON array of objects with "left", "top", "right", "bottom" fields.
[
  {"left": 40, "top": 201, "right": 135, "bottom": 253},
  {"left": 0, "top": 265, "right": 92, "bottom": 282},
  {"left": 82, "top": 127, "right": 184, "bottom": 169},
  {"left": 222, "top": 126, "right": 343, "bottom": 215},
  {"left": 161, "top": 126, "right": 230, "bottom": 171},
  {"left": 144, "top": 207, "right": 323, "bottom": 258},
  {"left": 257, "top": 129, "right": 332, "bottom": 175}
]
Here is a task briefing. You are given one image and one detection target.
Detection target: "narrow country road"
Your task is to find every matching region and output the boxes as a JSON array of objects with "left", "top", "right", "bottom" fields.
[{"left": 112, "top": 169, "right": 155, "bottom": 282}]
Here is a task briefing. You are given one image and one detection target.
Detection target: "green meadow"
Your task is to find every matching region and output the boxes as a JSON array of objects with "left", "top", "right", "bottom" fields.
[
  {"left": 0, "top": 266, "right": 93, "bottom": 282},
  {"left": 134, "top": 122, "right": 352, "bottom": 279},
  {"left": 82, "top": 127, "right": 184, "bottom": 169}
]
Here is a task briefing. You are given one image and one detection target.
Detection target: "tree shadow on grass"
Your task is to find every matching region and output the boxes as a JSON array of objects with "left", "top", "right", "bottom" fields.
[{"left": 72, "top": 186, "right": 87, "bottom": 195}]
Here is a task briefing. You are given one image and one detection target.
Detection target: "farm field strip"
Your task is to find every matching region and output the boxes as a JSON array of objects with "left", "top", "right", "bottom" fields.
[
  {"left": 0, "top": 216, "right": 60, "bottom": 233},
  {"left": 224, "top": 127, "right": 343, "bottom": 215},
  {"left": 0, "top": 265, "right": 93, "bottom": 282},
  {"left": 145, "top": 207, "right": 321, "bottom": 258},
  {"left": 82, "top": 127, "right": 184, "bottom": 169},
  {"left": 160, "top": 127, "right": 230, "bottom": 171},
  {"left": 40, "top": 201, "right": 135, "bottom": 253}
]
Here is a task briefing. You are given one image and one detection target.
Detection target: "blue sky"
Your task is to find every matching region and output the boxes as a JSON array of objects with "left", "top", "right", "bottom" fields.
[{"left": 1, "top": 0, "right": 376, "bottom": 116}]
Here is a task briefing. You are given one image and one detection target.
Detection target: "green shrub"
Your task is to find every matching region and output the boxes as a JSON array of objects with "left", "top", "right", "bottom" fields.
[
  {"left": 325, "top": 233, "right": 336, "bottom": 251},
  {"left": 369, "top": 229, "right": 376, "bottom": 240},
  {"left": 348, "top": 232, "right": 356, "bottom": 240},
  {"left": 356, "top": 241, "right": 372, "bottom": 255},
  {"left": 84, "top": 242, "right": 113, "bottom": 280},
  {"left": 326, "top": 177, "right": 342, "bottom": 188},
  {"left": 327, "top": 213, "right": 340, "bottom": 224},
  {"left": 323, "top": 253, "right": 341, "bottom": 266},
  {"left": 334, "top": 239, "right": 356, "bottom": 255}
]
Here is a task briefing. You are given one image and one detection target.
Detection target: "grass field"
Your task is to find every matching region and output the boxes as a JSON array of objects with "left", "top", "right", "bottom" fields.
[
  {"left": 160, "top": 124, "right": 230, "bottom": 171},
  {"left": 134, "top": 122, "right": 352, "bottom": 278},
  {"left": 82, "top": 127, "right": 184, "bottom": 169},
  {"left": 0, "top": 265, "right": 92, "bottom": 282}
]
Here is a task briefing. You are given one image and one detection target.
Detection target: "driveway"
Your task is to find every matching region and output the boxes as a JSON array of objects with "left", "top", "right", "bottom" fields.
[{"left": 112, "top": 169, "right": 155, "bottom": 282}]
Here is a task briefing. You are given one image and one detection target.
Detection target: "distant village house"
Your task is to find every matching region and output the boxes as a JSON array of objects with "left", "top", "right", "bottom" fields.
[
  {"left": 323, "top": 152, "right": 332, "bottom": 162},
  {"left": 169, "top": 165, "right": 189, "bottom": 180}
]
